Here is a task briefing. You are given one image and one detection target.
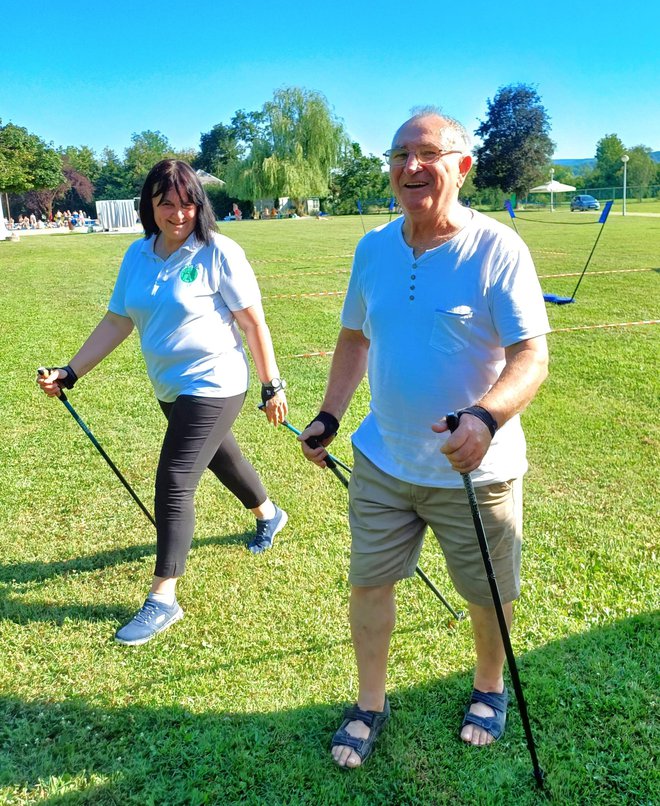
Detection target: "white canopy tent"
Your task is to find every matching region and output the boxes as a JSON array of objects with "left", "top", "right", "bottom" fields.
[
  {"left": 529, "top": 179, "right": 576, "bottom": 212},
  {"left": 96, "top": 199, "right": 140, "bottom": 231},
  {"left": 0, "top": 194, "right": 10, "bottom": 239},
  {"left": 195, "top": 169, "right": 225, "bottom": 187}
]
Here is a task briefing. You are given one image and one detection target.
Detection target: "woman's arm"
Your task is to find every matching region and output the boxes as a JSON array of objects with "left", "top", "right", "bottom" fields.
[
  {"left": 232, "top": 303, "right": 287, "bottom": 426},
  {"left": 38, "top": 311, "right": 134, "bottom": 397}
]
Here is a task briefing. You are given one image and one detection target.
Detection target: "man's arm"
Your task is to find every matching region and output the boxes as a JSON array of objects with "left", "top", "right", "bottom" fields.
[
  {"left": 300, "top": 327, "right": 370, "bottom": 466},
  {"left": 436, "top": 335, "right": 549, "bottom": 474}
]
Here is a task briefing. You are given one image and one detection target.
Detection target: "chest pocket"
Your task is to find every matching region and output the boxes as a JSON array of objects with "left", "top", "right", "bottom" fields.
[{"left": 429, "top": 307, "right": 473, "bottom": 354}]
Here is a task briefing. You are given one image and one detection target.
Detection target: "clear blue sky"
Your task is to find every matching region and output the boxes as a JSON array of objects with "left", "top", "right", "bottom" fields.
[{"left": 6, "top": 0, "right": 658, "bottom": 163}]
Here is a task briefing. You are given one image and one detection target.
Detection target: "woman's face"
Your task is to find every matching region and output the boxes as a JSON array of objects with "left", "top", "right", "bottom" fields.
[{"left": 152, "top": 187, "right": 197, "bottom": 247}]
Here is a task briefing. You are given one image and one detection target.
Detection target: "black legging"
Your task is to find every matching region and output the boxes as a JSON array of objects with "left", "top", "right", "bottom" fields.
[{"left": 154, "top": 393, "right": 267, "bottom": 577}]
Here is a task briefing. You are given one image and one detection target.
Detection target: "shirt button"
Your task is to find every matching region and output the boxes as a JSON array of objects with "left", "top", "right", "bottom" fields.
[
  {"left": 409, "top": 295, "right": 415, "bottom": 300},
  {"left": 411, "top": 274, "right": 416, "bottom": 280},
  {"left": 410, "top": 285, "right": 415, "bottom": 290},
  {"left": 412, "top": 263, "right": 417, "bottom": 268}
]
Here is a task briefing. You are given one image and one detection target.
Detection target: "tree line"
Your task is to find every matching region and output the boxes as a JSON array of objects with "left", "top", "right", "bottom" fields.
[{"left": 2, "top": 83, "right": 658, "bottom": 221}]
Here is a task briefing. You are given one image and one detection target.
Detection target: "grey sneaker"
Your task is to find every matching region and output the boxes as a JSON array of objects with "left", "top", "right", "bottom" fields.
[
  {"left": 248, "top": 505, "right": 288, "bottom": 554},
  {"left": 115, "top": 595, "right": 184, "bottom": 646}
]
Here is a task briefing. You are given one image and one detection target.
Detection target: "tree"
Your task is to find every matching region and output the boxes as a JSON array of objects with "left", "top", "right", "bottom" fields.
[
  {"left": 95, "top": 148, "right": 133, "bottom": 200},
  {"left": 329, "top": 142, "right": 388, "bottom": 213},
  {"left": 473, "top": 83, "right": 554, "bottom": 201},
  {"left": 196, "top": 111, "right": 267, "bottom": 180},
  {"left": 124, "top": 131, "right": 176, "bottom": 195},
  {"left": 623, "top": 145, "right": 656, "bottom": 198},
  {"left": 61, "top": 145, "right": 101, "bottom": 184},
  {"left": 224, "top": 87, "right": 347, "bottom": 211},
  {"left": 592, "top": 134, "right": 625, "bottom": 188},
  {"left": 0, "top": 121, "right": 64, "bottom": 195},
  {"left": 196, "top": 122, "right": 241, "bottom": 175}
]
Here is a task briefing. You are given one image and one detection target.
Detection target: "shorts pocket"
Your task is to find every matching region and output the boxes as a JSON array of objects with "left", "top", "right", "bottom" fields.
[{"left": 429, "top": 307, "right": 473, "bottom": 354}]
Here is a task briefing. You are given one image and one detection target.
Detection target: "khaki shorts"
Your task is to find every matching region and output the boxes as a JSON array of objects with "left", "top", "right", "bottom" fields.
[{"left": 348, "top": 449, "right": 522, "bottom": 606}]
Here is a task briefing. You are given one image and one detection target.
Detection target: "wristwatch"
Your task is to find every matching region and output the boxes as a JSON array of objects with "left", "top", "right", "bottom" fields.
[{"left": 263, "top": 377, "right": 286, "bottom": 393}]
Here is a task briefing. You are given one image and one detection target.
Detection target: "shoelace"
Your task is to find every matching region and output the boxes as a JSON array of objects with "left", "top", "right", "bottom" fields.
[
  {"left": 253, "top": 520, "right": 270, "bottom": 543},
  {"left": 133, "top": 599, "right": 161, "bottom": 624}
]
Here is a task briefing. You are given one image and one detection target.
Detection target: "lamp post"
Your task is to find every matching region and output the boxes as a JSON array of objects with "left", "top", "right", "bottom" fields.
[
  {"left": 621, "top": 154, "right": 629, "bottom": 216},
  {"left": 550, "top": 167, "right": 555, "bottom": 212}
]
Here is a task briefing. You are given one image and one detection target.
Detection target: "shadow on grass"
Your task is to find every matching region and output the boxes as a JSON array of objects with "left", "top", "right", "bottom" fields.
[
  {"left": 0, "top": 612, "right": 657, "bottom": 805},
  {"left": 0, "top": 532, "right": 258, "bottom": 627},
  {"left": 0, "top": 532, "right": 251, "bottom": 587}
]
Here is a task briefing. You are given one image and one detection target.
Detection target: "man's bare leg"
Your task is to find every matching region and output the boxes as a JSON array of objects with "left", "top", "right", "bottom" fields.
[
  {"left": 460, "top": 600, "right": 513, "bottom": 746},
  {"left": 332, "top": 583, "right": 395, "bottom": 768}
]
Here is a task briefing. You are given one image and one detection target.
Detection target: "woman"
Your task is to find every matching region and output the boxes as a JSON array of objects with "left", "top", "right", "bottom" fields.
[{"left": 38, "top": 160, "right": 288, "bottom": 646}]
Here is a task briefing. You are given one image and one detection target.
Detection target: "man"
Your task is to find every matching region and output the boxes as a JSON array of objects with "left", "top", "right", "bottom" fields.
[{"left": 300, "top": 108, "right": 550, "bottom": 768}]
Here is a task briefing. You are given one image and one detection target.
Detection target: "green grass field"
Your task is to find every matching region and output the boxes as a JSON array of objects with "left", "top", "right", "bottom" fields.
[{"left": 1, "top": 213, "right": 658, "bottom": 804}]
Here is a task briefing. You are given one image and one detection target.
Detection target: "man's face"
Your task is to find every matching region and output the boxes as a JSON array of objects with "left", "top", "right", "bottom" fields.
[{"left": 389, "top": 115, "right": 471, "bottom": 219}]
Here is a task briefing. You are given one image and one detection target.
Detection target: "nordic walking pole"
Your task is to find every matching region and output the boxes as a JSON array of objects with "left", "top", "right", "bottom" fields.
[
  {"left": 446, "top": 413, "right": 544, "bottom": 788},
  {"left": 356, "top": 200, "right": 366, "bottom": 234},
  {"left": 260, "top": 405, "right": 465, "bottom": 621},
  {"left": 37, "top": 368, "right": 156, "bottom": 528},
  {"left": 569, "top": 200, "right": 613, "bottom": 301}
]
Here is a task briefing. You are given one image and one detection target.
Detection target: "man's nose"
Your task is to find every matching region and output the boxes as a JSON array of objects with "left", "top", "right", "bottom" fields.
[{"left": 403, "top": 152, "right": 421, "bottom": 172}]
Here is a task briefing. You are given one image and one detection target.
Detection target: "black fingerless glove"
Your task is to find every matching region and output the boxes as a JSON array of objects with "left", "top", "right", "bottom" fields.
[
  {"left": 455, "top": 405, "right": 498, "bottom": 438},
  {"left": 50, "top": 365, "right": 79, "bottom": 389},
  {"left": 261, "top": 378, "right": 287, "bottom": 404},
  {"left": 304, "top": 411, "right": 340, "bottom": 448}
]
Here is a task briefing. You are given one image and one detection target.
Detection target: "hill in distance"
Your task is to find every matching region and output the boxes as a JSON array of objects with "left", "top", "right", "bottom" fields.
[{"left": 554, "top": 151, "right": 659, "bottom": 174}]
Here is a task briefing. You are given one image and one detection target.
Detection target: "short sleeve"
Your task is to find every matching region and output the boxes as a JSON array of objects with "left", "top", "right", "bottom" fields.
[
  {"left": 107, "top": 245, "right": 134, "bottom": 317},
  {"left": 489, "top": 240, "right": 551, "bottom": 346},
  {"left": 341, "top": 250, "right": 367, "bottom": 330},
  {"left": 214, "top": 237, "right": 262, "bottom": 311}
]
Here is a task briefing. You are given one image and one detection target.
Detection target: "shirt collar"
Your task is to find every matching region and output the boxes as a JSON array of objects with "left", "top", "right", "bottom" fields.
[{"left": 141, "top": 232, "right": 202, "bottom": 260}]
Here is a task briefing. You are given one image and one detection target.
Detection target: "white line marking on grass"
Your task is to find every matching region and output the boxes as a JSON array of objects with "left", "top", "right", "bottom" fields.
[
  {"left": 540, "top": 268, "right": 654, "bottom": 278},
  {"left": 552, "top": 320, "right": 659, "bottom": 333},
  {"left": 263, "top": 290, "right": 346, "bottom": 300}
]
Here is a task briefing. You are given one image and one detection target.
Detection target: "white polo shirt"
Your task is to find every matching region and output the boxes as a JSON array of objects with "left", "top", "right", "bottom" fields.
[
  {"left": 108, "top": 232, "right": 261, "bottom": 402},
  {"left": 341, "top": 212, "right": 551, "bottom": 488}
]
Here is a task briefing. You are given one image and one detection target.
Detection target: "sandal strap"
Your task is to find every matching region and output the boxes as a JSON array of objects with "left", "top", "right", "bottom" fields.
[
  {"left": 343, "top": 705, "right": 378, "bottom": 727},
  {"left": 469, "top": 687, "right": 508, "bottom": 714},
  {"left": 331, "top": 729, "right": 367, "bottom": 752}
]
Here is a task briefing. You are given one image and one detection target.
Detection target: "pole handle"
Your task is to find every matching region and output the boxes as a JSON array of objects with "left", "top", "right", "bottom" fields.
[
  {"left": 446, "top": 412, "right": 460, "bottom": 433},
  {"left": 37, "top": 367, "right": 68, "bottom": 401}
]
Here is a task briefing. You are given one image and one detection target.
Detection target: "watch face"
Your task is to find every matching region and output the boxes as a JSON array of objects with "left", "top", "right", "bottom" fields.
[{"left": 269, "top": 378, "right": 281, "bottom": 387}]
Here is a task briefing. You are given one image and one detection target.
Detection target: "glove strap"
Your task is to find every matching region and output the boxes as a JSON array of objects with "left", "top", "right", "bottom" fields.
[{"left": 456, "top": 405, "right": 498, "bottom": 438}]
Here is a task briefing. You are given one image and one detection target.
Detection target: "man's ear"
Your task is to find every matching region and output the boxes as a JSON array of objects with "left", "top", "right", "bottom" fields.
[{"left": 457, "top": 154, "right": 473, "bottom": 187}]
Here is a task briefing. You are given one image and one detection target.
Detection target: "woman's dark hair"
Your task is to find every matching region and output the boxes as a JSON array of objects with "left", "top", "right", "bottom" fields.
[{"left": 139, "top": 160, "right": 218, "bottom": 245}]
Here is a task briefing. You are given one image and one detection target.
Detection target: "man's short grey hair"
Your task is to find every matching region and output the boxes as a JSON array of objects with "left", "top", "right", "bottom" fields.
[{"left": 407, "top": 105, "right": 472, "bottom": 152}]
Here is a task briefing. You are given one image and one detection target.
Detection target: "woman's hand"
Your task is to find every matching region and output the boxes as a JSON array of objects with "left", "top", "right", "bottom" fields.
[
  {"left": 36, "top": 367, "right": 69, "bottom": 398},
  {"left": 263, "top": 389, "right": 287, "bottom": 426}
]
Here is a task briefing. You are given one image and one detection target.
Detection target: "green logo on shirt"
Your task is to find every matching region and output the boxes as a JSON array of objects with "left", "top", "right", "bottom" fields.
[{"left": 180, "top": 264, "right": 198, "bottom": 283}]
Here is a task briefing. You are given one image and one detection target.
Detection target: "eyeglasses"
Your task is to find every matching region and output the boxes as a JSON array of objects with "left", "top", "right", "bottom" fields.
[{"left": 383, "top": 148, "right": 463, "bottom": 167}]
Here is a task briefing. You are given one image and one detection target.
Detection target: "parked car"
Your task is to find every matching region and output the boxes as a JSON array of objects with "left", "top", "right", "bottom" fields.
[{"left": 570, "top": 194, "right": 600, "bottom": 212}]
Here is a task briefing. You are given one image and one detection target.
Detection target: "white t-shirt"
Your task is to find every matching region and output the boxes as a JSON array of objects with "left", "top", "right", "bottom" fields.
[
  {"left": 108, "top": 232, "right": 261, "bottom": 402},
  {"left": 341, "top": 212, "right": 551, "bottom": 488}
]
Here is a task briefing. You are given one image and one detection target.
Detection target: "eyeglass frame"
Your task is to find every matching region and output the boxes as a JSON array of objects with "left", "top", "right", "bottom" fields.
[{"left": 383, "top": 147, "right": 465, "bottom": 167}]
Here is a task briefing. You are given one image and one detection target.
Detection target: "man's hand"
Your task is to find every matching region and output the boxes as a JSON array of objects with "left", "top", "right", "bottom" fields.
[
  {"left": 433, "top": 413, "right": 492, "bottom": 474},
  {"left": 298, "top": 412, "right": 339, "bottom": 468}
]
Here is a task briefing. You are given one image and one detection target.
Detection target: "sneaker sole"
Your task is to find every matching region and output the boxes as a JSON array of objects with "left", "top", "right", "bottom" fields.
[{"left": 114, "top": 606, "right": 184, "bottom": 646}]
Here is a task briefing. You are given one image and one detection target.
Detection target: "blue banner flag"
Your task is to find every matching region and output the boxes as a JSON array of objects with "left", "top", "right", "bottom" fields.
[
  {"left": 504, "top": 199, "right": 515, "bottom": 218},
  {"left": 389, "top": 197, "right": 395, "bottom": 212},
  {"left": 598, "top": 200, "right": 613, "bottom": 224},
  {"left": 357, "top": 200, "right": 363, "bottom": 213}
]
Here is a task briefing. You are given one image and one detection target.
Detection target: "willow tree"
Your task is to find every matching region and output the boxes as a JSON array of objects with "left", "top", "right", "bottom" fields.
[{"left": 225, "top": 87, "right": 347, "bottom": 210}]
